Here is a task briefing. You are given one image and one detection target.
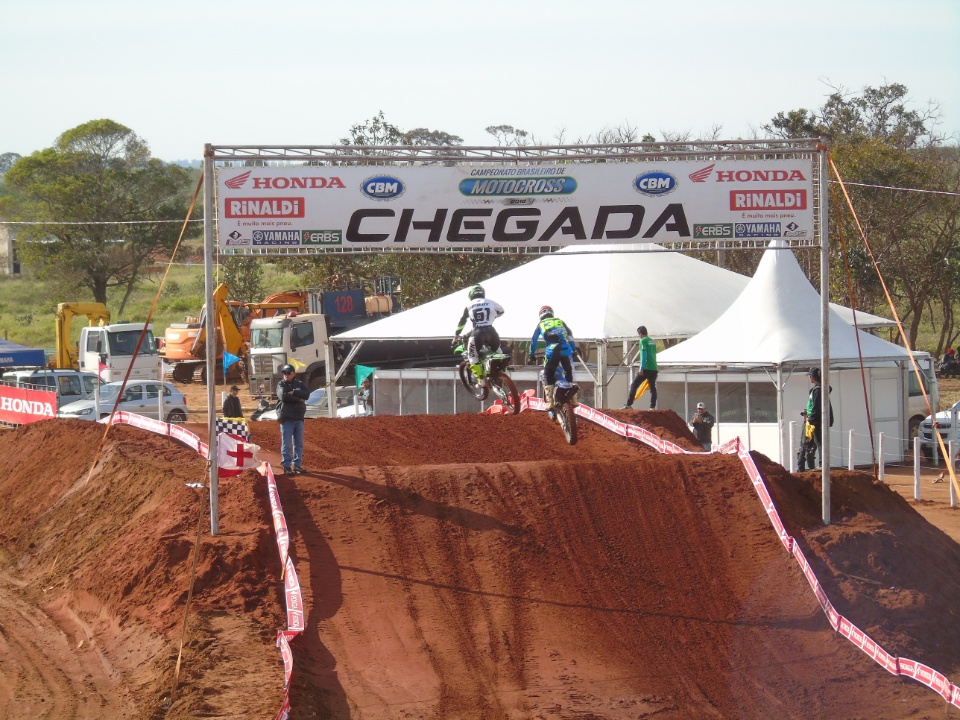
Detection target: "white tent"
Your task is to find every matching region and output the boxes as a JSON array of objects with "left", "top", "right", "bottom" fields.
[
  {"left": 332, "top": 242, "right": 898, "bottom": 409},
  {"left": 333, "top": 242, "right": 893, "bottom": 345},
  {"left": 656, "top": 240, "right": 935, "bottom": 468}
]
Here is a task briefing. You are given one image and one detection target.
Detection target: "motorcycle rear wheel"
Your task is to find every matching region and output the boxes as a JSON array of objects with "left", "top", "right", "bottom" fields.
[
  {"left": 491, "top": 373, "right": 521, "bottom": 414},
  {"left": 458, "top": 361, "right": 488, "bottom": 400},
  {"left": 556, "top": 402, "right": 578, "bottom": 445}
]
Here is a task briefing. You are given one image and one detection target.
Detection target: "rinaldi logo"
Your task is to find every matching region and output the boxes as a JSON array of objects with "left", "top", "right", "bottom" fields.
[{"left": 224, "top": 198, "right": 305, "bottom": 218}]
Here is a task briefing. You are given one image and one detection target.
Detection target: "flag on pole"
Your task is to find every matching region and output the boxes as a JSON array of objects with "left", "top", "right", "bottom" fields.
[
  {"left": 223, "top": 351, "right": 241, "bottom": 375},
  {"left": 217, "top": 432, "right": 260, "bottom": 478},
  {"left": 356, "top": 364, "right": 376, "bottom": 387},
  {"left": 288, "top": 357, "right": 306, "bottom": 372}
]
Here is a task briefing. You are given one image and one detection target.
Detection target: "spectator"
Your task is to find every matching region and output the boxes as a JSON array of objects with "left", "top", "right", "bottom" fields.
[
  {"left": 358, "top": 376, "right": 373, "bottom": 414},
  {"left": 805, "top": 367, "right": 834, "bottom": 469},
  {"left": 222, "top": 385, "right": 242, "bottom": 418},
  {"left": 276, "top": 364, "right": 310, "bottom": 475},
  {"left": 796, "top": 410, "right": 817, "bottom": 472},
  {"left": 690, "top": 402, "right": 715, "bottom": 450},
  {"left": 623, "top": 325, "right": 658, "bottom": 410}
]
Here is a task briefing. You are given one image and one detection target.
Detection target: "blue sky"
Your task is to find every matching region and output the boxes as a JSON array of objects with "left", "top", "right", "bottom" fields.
[{"left": 2, "top": 0, "right": 957, "bottom": 162}]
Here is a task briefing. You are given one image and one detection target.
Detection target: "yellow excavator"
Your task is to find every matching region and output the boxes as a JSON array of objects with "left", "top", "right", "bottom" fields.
[
  {"left": 52, "top": 303, "right": 111, "bottom": 369},
  {"left": 162, "top": 283, "right": 249, "bottom": 383}
]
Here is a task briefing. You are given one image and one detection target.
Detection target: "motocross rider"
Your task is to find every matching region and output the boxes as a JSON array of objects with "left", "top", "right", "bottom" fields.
[
  {"left": 527, "top": 305, "right": 577, "bottom": 411},
  {"left": 453, "top": 284, "right": 504, "bottom": 387}
]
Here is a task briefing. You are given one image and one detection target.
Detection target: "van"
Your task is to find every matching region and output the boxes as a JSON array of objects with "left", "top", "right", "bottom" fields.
[{"left": 2, "top": 368, "right": 102, "bottom": 408}]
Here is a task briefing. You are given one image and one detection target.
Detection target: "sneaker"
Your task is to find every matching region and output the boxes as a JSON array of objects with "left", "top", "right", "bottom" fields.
[
  {"left": 295, "top": 466, "right": 306, "bottom": 474},
  {"left": 621, "top": 404, "right": 633, "bottom": 410},
  {"left": 282, "top": 466, "right": 294, "bottom": 475}
]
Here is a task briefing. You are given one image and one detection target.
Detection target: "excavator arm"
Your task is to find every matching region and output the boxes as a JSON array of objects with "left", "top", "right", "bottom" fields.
[
  {"left": 54, "top": 303, "right": 110, "bottom": 369},
  {"left": 190, "top": 283, "right": 246, "bottom": 358}
]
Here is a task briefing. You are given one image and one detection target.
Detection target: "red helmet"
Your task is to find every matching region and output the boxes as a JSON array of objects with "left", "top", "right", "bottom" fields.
[{"left": 539, "top": 305, "right": 554, "bottom": 320}]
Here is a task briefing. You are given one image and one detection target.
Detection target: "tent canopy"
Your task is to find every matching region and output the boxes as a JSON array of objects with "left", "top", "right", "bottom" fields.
[
  {"left": 658, "top": 241, "right": 911, "bottom": 368},
  {"left": 334, "top": 243, "right": 895, "bottom": 345},
  {"left": 0, "top": 339, "right": 46, "bottom": 368}
]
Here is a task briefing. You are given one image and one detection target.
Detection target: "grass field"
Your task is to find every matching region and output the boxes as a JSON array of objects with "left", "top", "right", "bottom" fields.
[{"left": 0, "top": 261, "right": 300, "bottom": 354}]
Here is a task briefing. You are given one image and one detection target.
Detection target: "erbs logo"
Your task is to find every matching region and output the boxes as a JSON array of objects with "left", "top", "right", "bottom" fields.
[
  {"left": 361, "top": 175, "right": 405, "bottom": 200},
  {"left": 633, "top": 171, "right": 677, "bottom": 197}
]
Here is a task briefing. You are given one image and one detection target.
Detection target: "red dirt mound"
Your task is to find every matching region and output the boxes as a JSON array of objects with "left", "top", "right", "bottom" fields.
[{"left": 1, "top": 409, "right": 959, "bottom": 719}]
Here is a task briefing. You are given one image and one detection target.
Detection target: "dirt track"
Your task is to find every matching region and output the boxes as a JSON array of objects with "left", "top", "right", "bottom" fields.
[{"left": 2, "top": 409, "right": 960, "bottom": 718}]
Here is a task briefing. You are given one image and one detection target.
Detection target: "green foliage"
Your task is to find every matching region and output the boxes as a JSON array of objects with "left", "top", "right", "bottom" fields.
[
  {"left": 218, "top": 257, "right": 265, "bottom": 304},
  {"left": 2, "top": 119, "right": 193, "bottom": 312},
  {"left": 767, "top": 83, "right": 960, "bottom": 350}
]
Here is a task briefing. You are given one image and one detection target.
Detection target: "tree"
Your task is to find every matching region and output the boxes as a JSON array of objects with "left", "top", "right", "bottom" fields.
[
  {"left": 0, "top": 152, "right": 21, "bottom": 175},
  {"left": 1, "top": 120, "right": 192, "bottom": 315},
  {"left": 218, "top": 257, "right": 265, "bottom": 305},
  {"left": 765, "top": 83, "right": 960, "bottom": 349},
  {"left": 485, "top": 125, "right": 530, "bottom": 146}
]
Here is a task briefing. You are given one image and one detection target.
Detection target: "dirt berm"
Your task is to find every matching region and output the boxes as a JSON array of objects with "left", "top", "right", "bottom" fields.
[{"left": 1, "top": 409, "right": 959, "bottom": 719}]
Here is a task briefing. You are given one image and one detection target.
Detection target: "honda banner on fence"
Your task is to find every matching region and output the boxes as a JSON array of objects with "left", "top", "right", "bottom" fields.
[
  {"left": 0, "top": 385, "right": 57, "bottom": 424},
  {"left": 217, "top": 159, "right": 815, "bottom": 250}
]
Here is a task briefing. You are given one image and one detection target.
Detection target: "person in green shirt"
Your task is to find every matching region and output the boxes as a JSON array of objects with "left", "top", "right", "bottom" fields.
[{"left": 623, "top": 325, "right": 658, "bottom": 410}]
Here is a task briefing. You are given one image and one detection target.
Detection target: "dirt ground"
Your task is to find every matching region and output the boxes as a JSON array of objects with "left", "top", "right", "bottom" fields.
[{"left": 3, "top": 394, "right": 960, "bottom": 718}]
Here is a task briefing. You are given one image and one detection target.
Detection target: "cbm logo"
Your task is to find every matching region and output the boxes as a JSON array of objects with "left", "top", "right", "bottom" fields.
[
  {"left": 361, "top": 175, "right": 405, "bottom": 200},
  {"left": 633, "top": 171, "right": 677, "bottom": 197}
]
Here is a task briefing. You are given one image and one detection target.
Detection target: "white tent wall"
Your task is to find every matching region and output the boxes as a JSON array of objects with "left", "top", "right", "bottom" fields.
[{"left": 657, "top": 363, "right": 913, "bottom": 467}]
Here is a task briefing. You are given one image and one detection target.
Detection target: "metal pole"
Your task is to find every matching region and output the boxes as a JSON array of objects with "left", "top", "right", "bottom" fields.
[
  {"left": 878, "top": 433, "right": 885, "bottom": 483},
  {"left": 202, "top": 145, "right": 219, "bottom": 535},
  {"left": 848, "top": 428, "right": 854, "bottom": 470},
  {"left": 819, "top": 144, "right": 831, "bottom": 524},
  {"left": 913, "top": 437, "right": 921, "bottom": 500}
]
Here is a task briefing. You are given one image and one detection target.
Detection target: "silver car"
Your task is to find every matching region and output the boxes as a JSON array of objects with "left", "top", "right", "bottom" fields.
[{"left": 57, "top": 380, "right": 189, "bottom": 423}]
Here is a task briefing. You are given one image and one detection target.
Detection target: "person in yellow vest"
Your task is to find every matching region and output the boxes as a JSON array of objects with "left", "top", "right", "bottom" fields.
[{"left": 623, "top": 325, "right": 658, "bottom": 410}]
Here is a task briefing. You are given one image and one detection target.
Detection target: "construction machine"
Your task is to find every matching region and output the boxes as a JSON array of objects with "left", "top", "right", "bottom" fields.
[
  {"left": 53, "top": 303, "right": 159, "bottom": 381},
  {"left": 162, "top": 283, "right": 250, "bottom": 383},
  {"left": 53, "top": 303, "right": 111, "bottom": 370}
]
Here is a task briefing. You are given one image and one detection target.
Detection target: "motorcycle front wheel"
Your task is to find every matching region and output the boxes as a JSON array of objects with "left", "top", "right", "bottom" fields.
[
  {"left": 458, "top": 361, "right": 488, "bottom": 400},
  {"left": 556, "top": 403, "right": 578, "bottom": 445},
  {"left": 491, "top": 373, "right": 521, "bottom": 414}
]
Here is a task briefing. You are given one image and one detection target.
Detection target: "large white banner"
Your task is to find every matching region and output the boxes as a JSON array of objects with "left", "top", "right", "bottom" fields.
[{"left": 217, "top": 159, "right": 814, "bottom": 249}]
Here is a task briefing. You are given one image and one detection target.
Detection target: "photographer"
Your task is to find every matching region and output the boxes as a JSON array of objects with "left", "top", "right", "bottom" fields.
[{"left": 690, "top": 402, "right": 715, "bottom": 450}]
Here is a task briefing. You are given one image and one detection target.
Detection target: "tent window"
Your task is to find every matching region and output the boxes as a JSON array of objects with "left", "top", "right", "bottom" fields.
[
  {"left": 748, "top": 381, "right": 778, "bottom": 423},
  {"left": 718, "top": 383, "right": 747, "bottom": 423}
]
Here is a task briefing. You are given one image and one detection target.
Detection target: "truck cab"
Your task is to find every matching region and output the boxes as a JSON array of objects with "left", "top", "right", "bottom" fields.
[
  {"left": 247, "top": 314, "right": 329, "bottom": 398},
  {"left": 79, "top": 323, "right": 159, "bottom": 382}
]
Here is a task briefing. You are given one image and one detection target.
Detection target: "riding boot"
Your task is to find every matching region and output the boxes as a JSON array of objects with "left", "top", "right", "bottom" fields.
[
  {"left": 543, "top": 384, "right": 555, "bottom": 410},
  {"left": 470, "top": 363, "right": 486, "bottom": 387}
]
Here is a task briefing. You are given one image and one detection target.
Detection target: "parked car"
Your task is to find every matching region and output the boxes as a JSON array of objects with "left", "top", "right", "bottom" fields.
[
  {"left": 919, "top": 400, "right": 960, "bottom": 461},
  {"left": 256, "top": 386, "right": 369, "bottom": 421},
  {"left": 2, "top": 368, "right": 102, "bottom": 408},
  {"left": 57, "top": 380, "right": 189, "bottom": 423}
]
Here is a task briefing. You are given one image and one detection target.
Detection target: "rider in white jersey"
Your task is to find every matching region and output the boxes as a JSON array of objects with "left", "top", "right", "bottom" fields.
[{"left": 454, "top": 284, "right": 504, "bottom": 387}]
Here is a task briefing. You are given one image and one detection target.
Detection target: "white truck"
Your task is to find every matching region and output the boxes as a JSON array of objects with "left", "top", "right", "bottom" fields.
[
  {"left": 247, "top": 313, "right": 330, "bottom": 399},
  {"left": 79, "top": 323, "right": 160, "bottom": 382}
]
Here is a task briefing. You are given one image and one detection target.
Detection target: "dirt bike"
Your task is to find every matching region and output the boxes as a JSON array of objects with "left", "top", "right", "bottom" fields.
[
  {"left": 534, "top": 358, "right": 579, "bottom": 445},
  {"left": 454, "top": 340, "right": 521, "bottom": 414},
  {"left": 546, "top": 365, "right": 579, "bottom": 445}
]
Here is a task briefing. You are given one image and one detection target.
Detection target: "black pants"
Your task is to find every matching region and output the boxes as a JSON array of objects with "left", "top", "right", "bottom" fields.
[
  {"left": 543, "top": 348, "right": 573, "bottom": 386},
  {"left": 627, "top": 370, "right": 658, "bottom": 409}
]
